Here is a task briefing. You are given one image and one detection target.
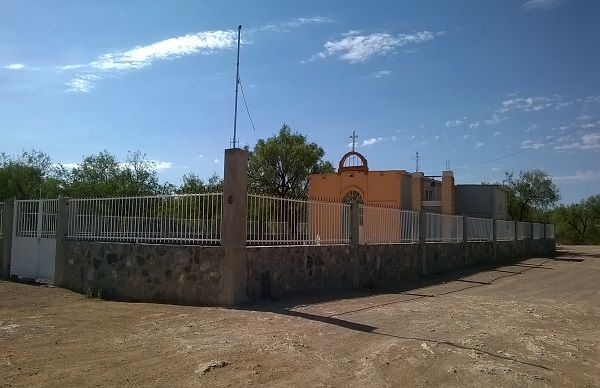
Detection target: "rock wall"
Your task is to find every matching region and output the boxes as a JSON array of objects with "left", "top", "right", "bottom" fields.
[
  {"left": 61, "top": 238, "right": 556, "bottom": 305},
  {"left": 63, "top": 241, "right": 223, "bottom": 305}
]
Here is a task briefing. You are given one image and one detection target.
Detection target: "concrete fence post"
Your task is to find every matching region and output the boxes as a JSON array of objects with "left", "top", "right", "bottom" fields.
[
  {"left": 1, "top": 198, "right": 15, "bottom": 279},
  {"left": 350, "top": 203, "right": 360, "bottom": 247},
  {"left": 462, "top": 215, "right": 468, "bottom": 264},
  {"left": 219, "top": 148, "right": 249, "bottom": 306},
  {"left": 492, "top": 218, "right": 498, "bottom": 262},
  {"left": 54, "top": 197, "right": 70, "bottom": 287},
  {"left": 419, "top": 210, "right": 427, "bottom": 276},
  {"left": 530, "top": 222, "right": 534, "bottom": 240},
  {"left": 514, "top": 220, "right": 518, "bottom": 241}
]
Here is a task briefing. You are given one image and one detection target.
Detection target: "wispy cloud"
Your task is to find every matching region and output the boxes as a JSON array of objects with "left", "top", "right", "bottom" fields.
[
  {"left": 3, "top": 63, "right": 25, "bottom": 70},
  {"left": 521, "top": 140, "right": 545, "bottom": 150},
  {"left": 553, "top": 170, "right": 600, "bottom": 182},
  {"left": 309, "top": 30, "right": 441, "bottom": 63},
  {"left": 62, "top": 29, "right": 237, "bottom": 93},
  {"left": 370, "top": 70, "right": 391, "bottom": 78},
  {"left": 153, "top": 160, "right": 173, "bottom": 171},
  {"left": 257, "top": 16, "right": 333, "bottom": 33},
  {"left": 523, "top": 0, "right": 564, "bottom": 11},
  {"left": 213, "top": 158, "right": 220, "bottom": 164},
  {"left": 553, "top": 132, "right": 600, "bottom": 151},
  {"left": 493, "top": 131, "right": 502, "bottom": 136},
  {"left": 347, "top": 137, "right": 384, "bottom": 148},
  {"left": 445, "top": 120, "right": 462, "bottom": 127},
  {"left": 475, "top": 142, "right": 484, "bottom": 149},
  {"left": 469, "top": 122, "right": 480, "bottom": 129},
  {"left": 66, "top": 74, "right": 99, "bottom": 93}
]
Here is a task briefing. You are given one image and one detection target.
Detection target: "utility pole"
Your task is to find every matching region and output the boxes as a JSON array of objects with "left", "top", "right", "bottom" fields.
[{"left": 232, "top": 25, "right": 242, "bottom": 148}]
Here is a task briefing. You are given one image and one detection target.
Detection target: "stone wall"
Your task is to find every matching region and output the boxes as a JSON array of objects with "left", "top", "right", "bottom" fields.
[
  {"left": 63, "top": 241, "right": 223, "bottom": 305},
  {"left": 60, "top": 238, "right": 555, "bottom": 305}
]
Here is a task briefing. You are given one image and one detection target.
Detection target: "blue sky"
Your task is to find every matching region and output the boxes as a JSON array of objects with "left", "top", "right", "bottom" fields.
[{"left": 1, "top": 0, "right": 599, "bottom": 203}]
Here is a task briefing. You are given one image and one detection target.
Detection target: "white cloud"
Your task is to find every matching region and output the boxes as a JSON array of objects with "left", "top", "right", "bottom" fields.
[
  {"left": 493, "top": 131, "right": 502, "bottom": 136},
  {"left": 463, "top": 134, "right": 470, "bottom": 139},
  {"left": 523, "top": 0, "right": 563, "bottom": 10},
  {"left": 54, "top": 162, "right": 79, "bottom": 170},
  {"left": 63, "top": 29, "right": 237, "bottom": 92},
  {"left": 91, "top": 30, "right": 237, "bottom": 71},
  {"left": 371, "top": 70, "right": 391, "bottom": 78},
  {"left": 445, "top": 120, "right": 462, "bottom": 127},
  {"left": 469, "top": 122, "right": 480, "bottom": 129},
  {"left": 258, "top": 16, "right": 333, "bottom": 33},
  {"left": 309, "top": 30, "right": 439, "bottom": 63},
  {"left": 553, "top": 170, "right": 600, "bottom": 182},
  {"left": 553, "top": 132, "right": 600, "bottom": 151},
  {"left": 521, "top": 140, "right": 545, "bottom": 150},
  {"left": 66, "top": 74, "right": 99, "bottom": 93},
  {"left": 475, "top": 142, "right": 484, "bottom": 149},
  {"left": 491, "top": 167, "right": 501, "bottom": 172},
  {"left": 348, "top": 137, "right": 384, "bottom": 148},
  {"left": 213, "top": 158, "right": 220, "bottom": 163},
  {"left": 526, "top": 124, "right": 539, "bottom": 132},
  {"left": 3, "top": 63, "right": 25, "bottom": 70},
  {"left": 197, "top": 155, "right": 204, "bottom": 159},
  {"left": 153, "top": 161, "right": 173, "bottom": 171}
]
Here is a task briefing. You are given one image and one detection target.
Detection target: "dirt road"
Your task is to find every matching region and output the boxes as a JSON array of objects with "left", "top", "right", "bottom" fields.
[{"left": 1, "top": 245, "right": 599, "bottom": 387}]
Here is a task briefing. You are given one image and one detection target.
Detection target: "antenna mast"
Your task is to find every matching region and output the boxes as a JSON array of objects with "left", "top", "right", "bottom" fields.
[
  {"left": 415, "top": 152, "right": 420, "bottom": 172},
  {"left": 232, "top": 25, "right": 242, "bottom": 148}
]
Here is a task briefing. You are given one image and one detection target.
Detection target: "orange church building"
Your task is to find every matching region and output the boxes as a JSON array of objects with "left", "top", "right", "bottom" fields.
[{"left": 308, "top": 150, "right": 456, "bottom": 215}]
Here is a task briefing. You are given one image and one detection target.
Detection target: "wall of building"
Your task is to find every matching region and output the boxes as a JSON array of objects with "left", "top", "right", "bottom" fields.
[{"left": 455, "top": 185, "right": 507, "bottom": 219}]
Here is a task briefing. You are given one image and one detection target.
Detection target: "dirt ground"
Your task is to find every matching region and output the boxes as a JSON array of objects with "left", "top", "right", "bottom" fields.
[{"left": 1, "top": 245, "right": 599, "bottom": 387}]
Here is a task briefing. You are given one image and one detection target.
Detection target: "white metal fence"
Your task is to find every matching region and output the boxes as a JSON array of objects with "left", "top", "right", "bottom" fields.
[
  {"left": 466, "top": 217, "right": 493, "bottom": 241},
  {"left": 361, "top": 205, "right": 419, "bottom": 244},
  {"left": 517, "top": 221, "right": 531, "bottom": 240},
  {"left": 426, "top": 213, "right": 463, "bottom": 242},
  {"left": 67, "top": 193, "right": 223, "bottom": 244},
  {"left": 532, "top": 223, "right": 545, "bottom": 239},
  {"left": 495, "top": 219, "right": 515, "bottom": 241},
  {"left": 15, "top": 199, "right": 59, "bottom": 238},
  {"left": 545, "top": 223, "right": 555, "bottom": 239},
  {"left": 247, "top": 194, "right": 350, "bottom": 245},
  {"left": 0, "top": 202, "right": 4, "bottom": 238}
]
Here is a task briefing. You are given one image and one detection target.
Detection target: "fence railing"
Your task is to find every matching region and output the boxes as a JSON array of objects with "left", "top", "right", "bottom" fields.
[
  {"left": 517, "top": 221, "right": 531, "bottom": 240},
  {"left": 532, "top": 223, "right": 545, "bottom": 239},
  {"left": 426, "top": 213, "right": 463, "bottom": 242},
  {"left": 247, "top": 194, "right": 350, "bottom": 245},
  {"left": 15, "top": 199, "right": 59, "bottom": 239},
  {"left": 466, "top": 217, "right": 493, "bottom": 242},
  {"left": 67, "top": 193, "right": 223, "bottom": 244},
  {"left": 361, "top": 205, "right": 419, "bottom": 244},
  {"left": 0, "top": 202, "right": 4, "bottom": 238},
  {"left": 545, "top": 224, "right": 555, "bottom": 239},
  {"left": 496, "top": 219, "right": 515, "bottom": 241}
]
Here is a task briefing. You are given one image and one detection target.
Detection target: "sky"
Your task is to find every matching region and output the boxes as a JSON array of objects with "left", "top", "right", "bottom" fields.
[{"left": 1, "top": 0, "right": 599, "bottom": 204}]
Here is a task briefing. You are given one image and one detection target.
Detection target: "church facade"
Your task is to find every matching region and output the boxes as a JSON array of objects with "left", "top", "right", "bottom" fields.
[{"left": 308, "top": 150, "right": 456, "bottom": 215}]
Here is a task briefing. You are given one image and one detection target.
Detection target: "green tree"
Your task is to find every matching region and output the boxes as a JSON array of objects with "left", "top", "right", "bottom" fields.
[
  {"left": 66, "top": 150, "right": 171, "bottom": 197},
  {"left": 551, "top": 195, "right": 600, "bottom": 244},
  {"left": 0, "top": 150, "right": 67, "bottom": 199},
  {"left": 503, "top": 169, "right": 560, "bottom": 221},
  {"left": 247, "top": 124, "right": 335, "bottom": 198},
  {"left": 177, "top": 173, "right": 223, "bottom": 194}
]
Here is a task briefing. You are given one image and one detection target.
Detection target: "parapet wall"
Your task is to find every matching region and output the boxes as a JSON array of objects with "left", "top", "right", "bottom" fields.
[{"left": 61, "top": 239, "right": 556, "bottom": 305}]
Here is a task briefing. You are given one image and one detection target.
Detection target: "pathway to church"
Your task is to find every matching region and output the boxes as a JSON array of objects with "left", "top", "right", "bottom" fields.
[{"left": 1, "top": 245, "right": 599, "bottom": 387}]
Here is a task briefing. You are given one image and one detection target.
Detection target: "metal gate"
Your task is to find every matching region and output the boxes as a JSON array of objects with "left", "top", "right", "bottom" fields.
[{"left": 10, "top": 199, "right": 58, "bottom": 282}]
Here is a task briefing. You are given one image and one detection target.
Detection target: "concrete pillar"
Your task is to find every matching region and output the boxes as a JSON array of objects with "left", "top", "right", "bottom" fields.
[
  {"left": 350, "top": 203, "right": 360, "bottom": 287},
  {"left": 412, "top": 172, "right": 424, "bottom": 210},
  {"left": 54, "top": 197, "right": 70, "bottom": 287},
  {"left": 1, "top": 198, "right": 15, "bottom": 279},
  {"left": 419, "top": 210, "right": 427, "bottom": 276},
  {"left": 462, "top": 215, "right": 468, "bottom": 264},
  {"left": 350, "top": 203, "right": 360, "bottom": 247},
  {"left": 219, "top": 148, "right": 249, "bottom": 306},
  {"left": 492, "top": 218, "right": 498, "bottom": 262},
  {"left": 441, "top": 171, "right": 455, "bottom": 215}
]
